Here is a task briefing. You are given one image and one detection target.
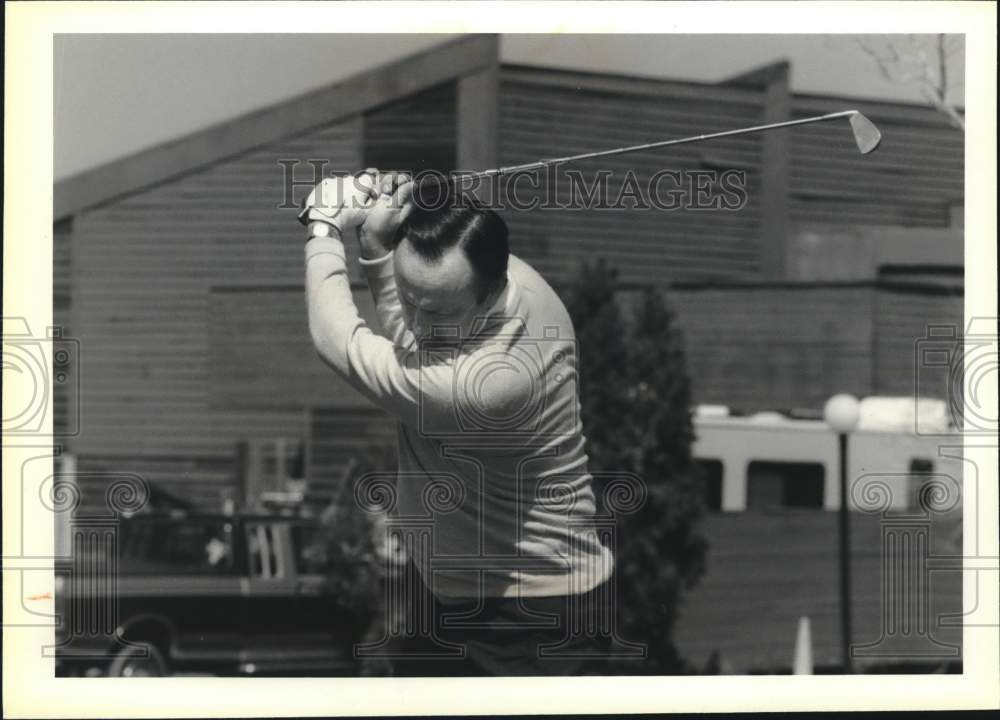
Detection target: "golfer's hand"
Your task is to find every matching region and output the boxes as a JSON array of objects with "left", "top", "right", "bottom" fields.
[
  {"left": 358, "top": 171, "right": 414, "bottom": 259},
  {"left": 300, "top": 172, "right": 378, "bottom": 234}
]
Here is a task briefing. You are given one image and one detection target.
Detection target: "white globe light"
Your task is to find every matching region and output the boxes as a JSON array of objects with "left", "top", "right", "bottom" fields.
[{"left": 824, "top": 393, "right": 861, "bottom": 434}]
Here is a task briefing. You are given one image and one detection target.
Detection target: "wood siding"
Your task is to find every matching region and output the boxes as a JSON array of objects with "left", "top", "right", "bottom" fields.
[
  {"left": 787, "top": 225, "right": 963, "bottom": 281},
  {"left": 56, "top": 58, "right": 965, "bottom": 515},
  {"left": 499, "top": 71, "right": 766, "bottom": 286},
  {"left": 669, "top": 285, "right": 875, "bottom": 410},
  {"left": 874, "top": 284, "right": 965, "bottom": 400},
  {"left": 308, "top": 408, "right": 398, "bottom": 503},
  {"left": 65, "top": 77, "right": 460, "bottom": 512},
  {"left": 675, "top": 509, "right": 962, "bottom": 671},
  {"left": 789, "top": 99, "right": 964, "bottom": 229},
  {"left": 498, "top": 68, "right": 962, "bottom": 289},
  {"left": 364, "top": 81, "right": 457, "bottom": 173},
  {"left": 208, "top": 286, "right": 382, "bottom": 410},
  {"left": 68, "top": 117, "right": 362, "bottom": 510},
  {"left": 666, "top": 283, "right": 963, "bottom": 411},
  {"left": 54, "top": 219, "right": 74, "bottom": 438}
]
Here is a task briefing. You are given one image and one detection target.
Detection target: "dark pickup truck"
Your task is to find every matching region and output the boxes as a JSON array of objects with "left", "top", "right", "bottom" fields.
[{"left": 54, "top": 513, "right": 365, "bottom": 677}]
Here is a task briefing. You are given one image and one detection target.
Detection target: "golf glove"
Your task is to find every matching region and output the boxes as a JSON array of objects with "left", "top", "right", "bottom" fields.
[{"left": 298, "top": 172, "right": 378, "bottom": 233}]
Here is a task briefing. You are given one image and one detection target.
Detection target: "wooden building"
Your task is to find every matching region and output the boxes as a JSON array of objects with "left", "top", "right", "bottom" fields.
[{"left": 53, "top": 35, "right": 964, "bottom": 511}]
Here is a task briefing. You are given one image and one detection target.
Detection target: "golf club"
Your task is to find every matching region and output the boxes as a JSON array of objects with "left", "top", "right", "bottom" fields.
[
  {"left": 420, "top": 109, "right": 882, "bottom": 191},
  {"left": 299, "top": 109, "right": 881, "bottom": 225}
]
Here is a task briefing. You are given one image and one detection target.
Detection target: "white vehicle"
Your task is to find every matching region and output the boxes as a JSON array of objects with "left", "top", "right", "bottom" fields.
[{"left": 692, "top": 397, "right": 962, "bottom": 514}]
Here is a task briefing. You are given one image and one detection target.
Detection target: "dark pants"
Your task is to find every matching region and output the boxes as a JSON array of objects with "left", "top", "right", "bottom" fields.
[{"left": 391, "top": 577, "right": 615, "bottom": 677}]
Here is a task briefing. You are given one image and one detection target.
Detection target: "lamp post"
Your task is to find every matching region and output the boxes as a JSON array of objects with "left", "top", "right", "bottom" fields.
[{"left": 824, "top": 393, "right": 860, "bottom": 674}]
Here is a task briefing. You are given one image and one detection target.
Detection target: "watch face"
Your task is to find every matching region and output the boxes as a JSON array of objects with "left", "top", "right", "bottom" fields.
[{"left": 309, "top": 222, "right": 332, "bottom": 237}]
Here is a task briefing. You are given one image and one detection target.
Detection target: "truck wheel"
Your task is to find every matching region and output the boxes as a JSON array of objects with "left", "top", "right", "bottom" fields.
[{"left": 107, "top": 642, "right": 169, "bottom": 677}]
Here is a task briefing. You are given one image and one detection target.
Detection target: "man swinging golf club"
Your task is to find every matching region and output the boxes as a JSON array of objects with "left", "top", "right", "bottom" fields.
[
  {"left": 297, "top": 109, "right": 882, "bottom": 675},
  {"left": 301, "top": 170, "right": 615, "bottom": 676}
]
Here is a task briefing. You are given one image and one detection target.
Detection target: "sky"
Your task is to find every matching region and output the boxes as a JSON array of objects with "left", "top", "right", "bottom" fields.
[{"left": 53, "top": 33, "right": 965, "bottom": 180}]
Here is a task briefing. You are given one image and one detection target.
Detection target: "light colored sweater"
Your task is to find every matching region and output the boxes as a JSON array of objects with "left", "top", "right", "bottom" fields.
[{"left": 305, "top": 235, "right": 613, "bottom": 599}]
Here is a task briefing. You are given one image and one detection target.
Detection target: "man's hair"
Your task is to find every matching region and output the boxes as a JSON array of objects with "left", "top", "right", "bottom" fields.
[{"left": 391, "top": 191, "right": 510, "bottom": 303}]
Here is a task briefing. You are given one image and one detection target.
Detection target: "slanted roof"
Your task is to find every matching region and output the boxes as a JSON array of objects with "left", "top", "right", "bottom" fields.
[
  {"left": 56, "top": 35, "right": 960, "bottom": 221},
  {"left": 54, "top": 34, "right": 499, "bottom": 220}
]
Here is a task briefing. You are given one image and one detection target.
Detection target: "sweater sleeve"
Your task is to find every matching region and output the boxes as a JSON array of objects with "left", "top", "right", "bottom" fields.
[
  {"left": 306, "top": 235, "right": 538, "bottom": 438},
  {"left": 305, "top": 235, "right": 462, "bottom": 432},
  {"left": 357, "top": 251, "right": 415, "bottom": 350}
]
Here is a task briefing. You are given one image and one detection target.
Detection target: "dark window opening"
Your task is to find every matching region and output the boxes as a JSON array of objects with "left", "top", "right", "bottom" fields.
[
  {"left": 908, "top": 457, "right": 936, "bottom": 509},
  {"left": 747, "top": 461, "right": 825, "bottom": 510},
  {"left": 695, "top": 459, "right": 724, "bottom": 512},
  {"left": 119, "top": 520, "right": 235, "bottom": 575}
]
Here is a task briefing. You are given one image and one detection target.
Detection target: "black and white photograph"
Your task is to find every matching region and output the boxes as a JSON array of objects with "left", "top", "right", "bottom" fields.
[{"left": 3, "top": 2, "right": 998, "bottom": 716}]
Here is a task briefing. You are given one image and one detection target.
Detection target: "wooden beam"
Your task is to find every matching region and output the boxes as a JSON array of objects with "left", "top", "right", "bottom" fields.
[
  {"left": 757, "top": 62, "right": 791, "bottom": 280},
  {"left": 722, "top": 59, "right": 791, "bottom": 90},
  {"left": 501, "top": 64, "right": 767, "bottom": 107},
  {"left": 457, "top": 40, "right": 500, "bottom": 200},
  {"left": 502, "top": 62, "right": 959, "bottom": 128},
  {"left": 55, "top": 34, "right": 500, "bottom": 220},
  {"left": 726, "top": 59, "right": 792, "bottom": 279}
]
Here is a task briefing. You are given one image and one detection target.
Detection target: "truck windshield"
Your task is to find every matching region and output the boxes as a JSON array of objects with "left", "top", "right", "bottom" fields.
[{"left": 118, "top": 520, "right": 236, "bottom": 575}]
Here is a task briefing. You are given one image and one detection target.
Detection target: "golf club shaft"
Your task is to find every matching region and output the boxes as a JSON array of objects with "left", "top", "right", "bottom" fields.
[{"left": 418, "top": 110, "right": 860, "bottom": 189}]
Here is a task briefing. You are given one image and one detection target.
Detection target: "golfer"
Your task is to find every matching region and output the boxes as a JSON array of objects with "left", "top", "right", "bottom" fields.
[{"left": 301, "top": 170, "right": 614, "bottom": 675}]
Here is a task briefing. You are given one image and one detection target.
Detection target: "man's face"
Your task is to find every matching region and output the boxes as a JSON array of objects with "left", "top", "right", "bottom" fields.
[{"left": 393, "top": 238, "right": 483, "bottom": 343}]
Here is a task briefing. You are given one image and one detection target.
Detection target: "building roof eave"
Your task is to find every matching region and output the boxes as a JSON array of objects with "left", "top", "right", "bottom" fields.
[
  {"left": 54, "top": 34, "right": 499, "bottom": 221},
  {"left": 501, "top": 62, "right": 961, "bottom": 128}
]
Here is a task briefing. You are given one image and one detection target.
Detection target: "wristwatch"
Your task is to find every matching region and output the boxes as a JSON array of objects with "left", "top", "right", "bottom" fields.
[{"left": 308, "top": 221, "right": 340, "bottom": 239}]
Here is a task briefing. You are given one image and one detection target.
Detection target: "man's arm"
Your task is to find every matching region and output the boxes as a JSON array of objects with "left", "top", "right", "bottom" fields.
[
  {"left": 302, "top": 172, "right": 532, "bottom": 435},
  {"left": 356, "top": 172, "right": 416, "bottom": 349},
  {"left": 298, "top": 172, "right": 427, "bottom": 424},
  {"left": 306, "top": 233, "right": 535, "bottom": 437},
  {"left": 305, "top": 232, "right": 437, "bottom": 429},
  {"left": 358, "top": 251, "right": 415, "bottom": 350}
]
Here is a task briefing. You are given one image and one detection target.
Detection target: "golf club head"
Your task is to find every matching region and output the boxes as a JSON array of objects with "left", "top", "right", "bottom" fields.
[{"left": 849, "top": 112, "right": 882, "bottom": 155}]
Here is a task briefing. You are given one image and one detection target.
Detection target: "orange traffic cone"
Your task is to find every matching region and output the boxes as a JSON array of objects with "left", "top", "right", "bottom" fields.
[{"left": 793, "top": 616, "right": 813, "bottom": 674}]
